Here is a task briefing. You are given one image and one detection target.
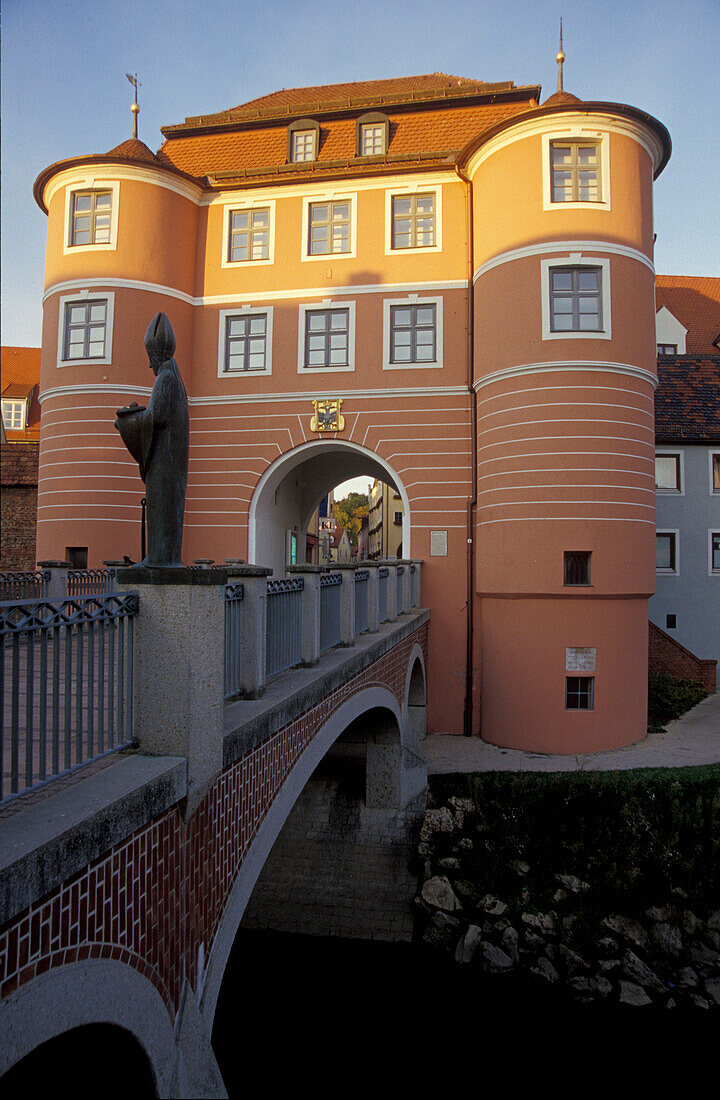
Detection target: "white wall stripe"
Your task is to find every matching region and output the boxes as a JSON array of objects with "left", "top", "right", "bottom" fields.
[
  {"left": 473, "top": 240, "right": 654, "bottom": 282},
  {"left": 475, "top": 517, "right": 657, "bottom": 526},
  {"left": 40, "top": 384, "right": 470, "bottom": 406},
  {"left": 473, "top": 362, "right": 657, "bottom": 390}
]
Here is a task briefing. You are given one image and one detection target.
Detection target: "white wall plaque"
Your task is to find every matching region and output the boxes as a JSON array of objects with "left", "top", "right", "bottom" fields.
[
  {"left": 430, "top": 530, "right": 448, "bottom": 557},
  {"left": 566, "top": 647, "right": 596, "bottom": 672}
]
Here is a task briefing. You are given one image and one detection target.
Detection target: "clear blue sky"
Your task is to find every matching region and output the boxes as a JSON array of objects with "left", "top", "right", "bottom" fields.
[{"left": 2, "top": 0, "right": 718, "bottom": 347}]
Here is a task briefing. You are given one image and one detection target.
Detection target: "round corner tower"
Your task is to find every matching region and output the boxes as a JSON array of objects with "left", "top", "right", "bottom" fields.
[{"left": 462, "top": 88, "right": 671, "bottom": 752}]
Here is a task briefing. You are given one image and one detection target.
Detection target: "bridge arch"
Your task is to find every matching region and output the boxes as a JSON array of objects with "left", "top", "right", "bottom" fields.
[
  {"left": 0, "top": 959, "right": 176, "bottom": 1096},
  {"left": 248, "top": 439, "right": 411, "bottom": 575},
  {"left": 200, "top": 683, "right": 409, "bottom": 1027},
  {"left": 404, "top": 642, "right": 428, "bottom": 746}
]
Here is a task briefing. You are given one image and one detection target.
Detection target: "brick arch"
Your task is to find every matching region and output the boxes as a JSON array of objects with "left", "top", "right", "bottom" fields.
[
  {"left": 199, "top": 684, "right": 403, "bottom": 1027},
  {"left": 404, "top": 642, "right": 428, "bottom": 744}
]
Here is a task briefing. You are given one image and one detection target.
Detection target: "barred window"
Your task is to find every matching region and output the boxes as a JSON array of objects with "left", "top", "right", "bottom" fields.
[
  {"left": 566, "top": 677, "right": 594, "bottom": 710},
  {"left": 564, "top": 551, "right": 591, "bottom": 586},
  {"left": 228, "top": 208, "right": 269, "bottom": 262},
  {"left": 71, "top": 191, "right": 112, "bottom": 246},
  {"left": 391, "top": 193, "right": 435, "bottom": 249}
]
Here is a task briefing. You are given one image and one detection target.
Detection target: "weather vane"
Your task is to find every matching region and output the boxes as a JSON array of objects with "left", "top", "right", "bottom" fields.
[{"left": 126, "top": 73, "right": 141, "bottom": 140}]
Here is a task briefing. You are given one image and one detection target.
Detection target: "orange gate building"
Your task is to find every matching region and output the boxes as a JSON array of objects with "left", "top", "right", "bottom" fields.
[{"left": 33, "top": 72, "right": 670, "bottom": 751}]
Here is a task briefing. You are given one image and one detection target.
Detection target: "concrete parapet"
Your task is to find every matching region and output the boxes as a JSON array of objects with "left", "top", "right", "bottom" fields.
[
  {"left": 36, "top": 560, "right": 70, "bottom": 600},
  {"left": 362, "top": 561, "right": 381, "bottom": 633},
  {"left": 287, "top": 565, "right": 321, "bottom": 666},
  {"left": 333, "top": 563, "right": 356, "bottom": 645}
]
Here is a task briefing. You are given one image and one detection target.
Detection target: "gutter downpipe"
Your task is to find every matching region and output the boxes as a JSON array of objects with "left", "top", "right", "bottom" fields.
[{"left": 456, "top": 165, "right": 477, "bottom": 737}]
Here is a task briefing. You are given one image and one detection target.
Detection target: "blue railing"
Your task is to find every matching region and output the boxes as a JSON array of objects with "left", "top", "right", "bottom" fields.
[
  {"left": 354, "top": 570, "right": 369, "bottom": 634},
  {"left": 320, "top": 573, "right": 342, "bottom": 652},
  {"left": 67, "top": 568, "right": 116, "bottom": 597},
  {"left": 0, "top": 571, "right": 49, "bottom": 601},
  {"left": 266, "top": 577, "right": 304, "bottom": 677},
  {"left": 224, "top": 582, "right": 244, "bottom": 699},
  {"left": 0, "top": 593, "right": 138, "bottom": 803}
]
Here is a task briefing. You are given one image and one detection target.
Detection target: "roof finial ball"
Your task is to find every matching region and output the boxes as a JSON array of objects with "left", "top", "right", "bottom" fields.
[
  {"left": 126, "top": 72, "right": 141, "bottom": 140},
  {"left": 556, "top": 18, "right": 565, "bottom": 93}
]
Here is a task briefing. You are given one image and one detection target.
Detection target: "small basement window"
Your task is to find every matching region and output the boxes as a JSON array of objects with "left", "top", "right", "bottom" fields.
[{"left": 566, "top": 677, "right": 594, "bottom": 710}]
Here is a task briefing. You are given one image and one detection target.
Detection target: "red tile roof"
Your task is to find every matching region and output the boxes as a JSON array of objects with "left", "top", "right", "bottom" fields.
[
  {"left": 656, "top": 276, "right": 720, "bottom": 355},
  {"left": 157, "top": 98, "right": 536, "bottom": 182},
  {"left": 1, "top": 347, "right": 41, "bottom": 443},
  {"left": 106, "top": 138, "right": 160, "bottom": 163},
  {"left": 654, "top": 356, "right": 720, "bottom": 442}
]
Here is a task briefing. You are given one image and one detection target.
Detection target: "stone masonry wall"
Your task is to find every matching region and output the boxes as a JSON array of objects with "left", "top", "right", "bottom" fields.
[
  {"left": 415, "top": 778, "right": 720, "bottom": 1009},
  {"left": 649, "top": 621, "right": 717, "bottom": 693}
]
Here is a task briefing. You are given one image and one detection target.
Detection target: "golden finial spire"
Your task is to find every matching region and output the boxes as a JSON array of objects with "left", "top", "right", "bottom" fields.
[
  {"left": 126, "top": 73, "right": 141, "bottom": 140},
  {"left": 556, "top": 19, "right": 565, "bottom": 93}
]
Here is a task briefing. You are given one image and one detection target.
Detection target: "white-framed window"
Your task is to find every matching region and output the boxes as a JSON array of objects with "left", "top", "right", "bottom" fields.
[
  {"left": 710, "top": 531, "right": 720, "bottom": 575},
  {"left": 217, "top": 307, "right": 273, "bottom": 377},
  {"left": 302, "top": 193, "right": 357, "bottom": 260},
  {"left": 565, "top": 676, "right": 594, "bottom": 710},
  {"left": 222, "top": 200, "right": 275, "bottom": 267},
  {"left": 382, "top": 295, "right": 443, "bottom": 370},
  {"left": 541, "top": 257, "right": 611, "bottom": 340},
  {"left": 655, "top": 450, "right": 684, "bottom": 493},
  {"left": 542, "top": 130, "right": 610, "bottom": 212},
  {"left": 292, "top": 130, "right": 316, "bottom": 162},
  {"left": 362, "top": 124, "right": 385, "bottom": 155},
  {"left": 63, "top": 179, "right": 120, "bottom": 254},
  {"left": 1, "top": 400, "right": 26, "bottom": 431},
  {"left": 385, "top": 187, "right": 442, "bottom": 254},
  {"left": 297, "top": 301, "right": 356, "bottom": 373},
  {"left": 56, "top": 291, "right": 114, "bottom": 367},
  {"left": 711, "top": 452, "right": 720, "bottom": 494},
  {"left": 656, "top": 530, "right": 679, "bottom": 574}
]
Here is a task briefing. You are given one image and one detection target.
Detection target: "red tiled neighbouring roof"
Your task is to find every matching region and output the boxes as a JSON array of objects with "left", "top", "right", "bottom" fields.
[
  {"left": 656, "top": 276, "right": 720, "bottom": 355},
  {"left": 157, "top": 99, "right": 535, "bottom": 181},
  {"left": 1, "top": 346, "right": 40, "bottom": 391},
  {"left": 1, "top": 347, "right": 41, "bottom": 443},
  {"left": 654, "top": 356, "right": 720, "bottom": 442}
]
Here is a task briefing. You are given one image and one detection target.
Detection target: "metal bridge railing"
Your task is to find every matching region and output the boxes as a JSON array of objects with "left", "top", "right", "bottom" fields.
[
  {"left": 0, "top": 571, "right": 49, "bottom": 601},
  {"left": 354, "top": 570, "right": 369, "bottom": 634},
  {"left": 0, "top": 593, "right": 138, "bottom": 803},
  {"left": 378, "top": 567, "right": 389, "bottom": 623},
  {"left": 320, "top": 573, "right": 342, "bottom": 652},
  {"left": 67, "top": 568, "right": 117, "bottom": 597},
  {"left": 223, "top": 582, "right": 244, "bottom": 699},
  {"left": 266, "top": 577, "right": 304, "bottom": 677}
]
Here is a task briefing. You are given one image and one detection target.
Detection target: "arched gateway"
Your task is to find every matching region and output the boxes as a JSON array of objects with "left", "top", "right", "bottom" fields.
[{"left": 248, "top": 439, "right": 410, "bottom": 576}]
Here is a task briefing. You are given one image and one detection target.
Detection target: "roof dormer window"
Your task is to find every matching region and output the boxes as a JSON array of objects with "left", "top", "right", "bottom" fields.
[
  {"left": 356, "top": 112, "right": 389, "bottom": 157},
  {"left": 288, "top": 118, "right": 320, "bottom": 163}
]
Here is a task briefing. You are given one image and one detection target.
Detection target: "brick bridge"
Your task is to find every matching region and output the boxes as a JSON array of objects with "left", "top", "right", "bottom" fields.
[{"left": 0, "top": 563, "right": 428, "bottom": 1096}]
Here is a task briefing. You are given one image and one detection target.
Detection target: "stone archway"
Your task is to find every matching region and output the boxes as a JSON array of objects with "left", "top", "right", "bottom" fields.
[{"left": 248, "top": 439, "right": 411, "bottom": 577}]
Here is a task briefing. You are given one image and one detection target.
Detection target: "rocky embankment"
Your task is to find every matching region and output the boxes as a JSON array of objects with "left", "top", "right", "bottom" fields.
[{"left": 415, "top": 794, "right": 720, "bottom": 1008}]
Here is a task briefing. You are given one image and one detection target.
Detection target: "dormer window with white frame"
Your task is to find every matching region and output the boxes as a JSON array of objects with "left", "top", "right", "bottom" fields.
[
  {"left": 1, "top": 400, "right": 26, "bottom": 431},
  {"left": 542, "top": 130, "right": 610, "bottom": 212},
  {"left": 356, "top": 112, "right": 390, "bottom": 157},
  {"left": 287, "top": 119, "right": 320, "bottom": 164}
]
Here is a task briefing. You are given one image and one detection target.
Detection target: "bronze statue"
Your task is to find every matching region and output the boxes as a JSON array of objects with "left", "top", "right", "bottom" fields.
[{"left": 115, "top": 313, "right": 189, "bottom": 567}]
